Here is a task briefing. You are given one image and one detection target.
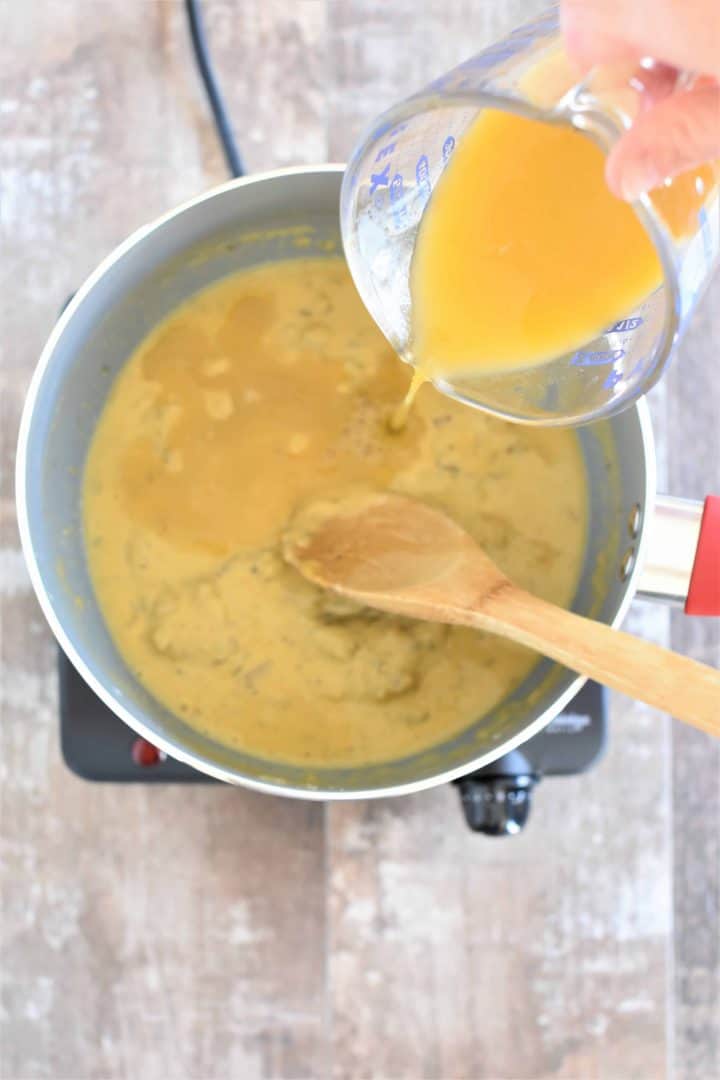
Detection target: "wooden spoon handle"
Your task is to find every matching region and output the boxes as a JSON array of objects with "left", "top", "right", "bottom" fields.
[{"left": 476, "top": 584, "right": 720, "bottom": 736}]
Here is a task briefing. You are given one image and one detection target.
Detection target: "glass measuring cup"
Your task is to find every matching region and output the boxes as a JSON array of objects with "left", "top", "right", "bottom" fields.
[{"left": 340, "top": 6, "right": 719, "bottom": 426}]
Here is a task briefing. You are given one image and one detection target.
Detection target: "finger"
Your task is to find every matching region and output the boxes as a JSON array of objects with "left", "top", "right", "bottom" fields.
[
  {"left": 605, "top": 82, "right": 720, "bottom": 199},
  {"left": 561, "top": 0, "right": 720, "bottom": 80}
]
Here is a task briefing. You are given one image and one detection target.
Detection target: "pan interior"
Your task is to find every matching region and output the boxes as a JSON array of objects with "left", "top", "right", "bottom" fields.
[{"left": 22, "top": 173, "right": 648, "bottom": 795}]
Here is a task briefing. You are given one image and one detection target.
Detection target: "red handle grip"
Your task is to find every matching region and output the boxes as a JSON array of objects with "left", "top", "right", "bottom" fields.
[{"left": 685, "top": 496, "right": 720, "bottom": 616}]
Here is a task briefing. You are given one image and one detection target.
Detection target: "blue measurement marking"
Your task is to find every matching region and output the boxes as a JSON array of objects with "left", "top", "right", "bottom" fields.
[
  {"left": 389, "top": 173, "right": 404, "bottom": 197},
  {"left": 415, "top": 156, "right": 432, "bottom": 204},
  {"left": 602, "top": 369, "right": 624, "bottom": 390},
  {"left": 442, "top": 136, "right": 455, "bottom": 163},
  {"left": 607, "top": 316, "right": 643, "bottom": 333},
  {"left": 389, "top": 173, "right": 406, "bottom": 228},
  {"left": 571, "top": 348, "right": 625, "bottom": 367},
  {"left": 374, "top": 142, "right": 396, "bottom": 163},
  {"left": 369, "top": 162, "right": 391, "bottom": 196}
]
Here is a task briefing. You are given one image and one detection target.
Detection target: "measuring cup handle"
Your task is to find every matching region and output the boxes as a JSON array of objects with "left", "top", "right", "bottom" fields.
[
  {"left": 685, "top": 496, "right": 720, "bottom": 616},
  {"left": 638, "top": 494, "right": 720, "bottom": 614}
]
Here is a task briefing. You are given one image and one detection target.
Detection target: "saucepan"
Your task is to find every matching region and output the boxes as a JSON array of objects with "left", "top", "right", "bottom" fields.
[{"left": 16, "top": 166, "right": 720, "bottom": 802}]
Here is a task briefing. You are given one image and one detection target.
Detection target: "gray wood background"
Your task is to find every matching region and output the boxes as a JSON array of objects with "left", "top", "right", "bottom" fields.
[{"left": 1, "top": 2, "right": 718, "bottom": 1078}]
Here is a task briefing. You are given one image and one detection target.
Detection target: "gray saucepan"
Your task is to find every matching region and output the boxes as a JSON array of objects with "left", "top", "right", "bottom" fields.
[{"left": 16, "top": 166, "right": 715, "bottom": 799}]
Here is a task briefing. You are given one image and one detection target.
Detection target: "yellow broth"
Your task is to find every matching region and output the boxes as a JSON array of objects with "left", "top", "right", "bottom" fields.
[{"left": 83, "top": 257, "right": 588, "bottom": 766}]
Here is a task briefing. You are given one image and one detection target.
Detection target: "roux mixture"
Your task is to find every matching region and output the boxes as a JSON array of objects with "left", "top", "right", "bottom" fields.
[{"left": 83, "top": 257, "right": 588, "bottom": 767}]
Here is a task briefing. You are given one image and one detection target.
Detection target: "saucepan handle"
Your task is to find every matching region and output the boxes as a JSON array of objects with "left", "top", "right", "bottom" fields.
[{"left": 637, "top": 495, "right": 720, "bottom": 614}]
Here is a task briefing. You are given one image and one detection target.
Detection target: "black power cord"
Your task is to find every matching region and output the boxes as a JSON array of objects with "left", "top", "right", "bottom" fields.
[{"left": 184, "top": 0, "right": 245, "bottom": 178}]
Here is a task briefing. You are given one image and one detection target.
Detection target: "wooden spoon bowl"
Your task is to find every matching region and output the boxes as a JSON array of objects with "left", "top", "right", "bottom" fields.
[{"left": 284, "top": 493, "right": 720, "bottom": 736}]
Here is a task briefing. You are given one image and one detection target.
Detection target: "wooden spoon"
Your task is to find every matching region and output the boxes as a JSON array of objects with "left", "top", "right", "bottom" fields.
[{"left": 284, "top": 492, "right": 720, "bottom": 736}]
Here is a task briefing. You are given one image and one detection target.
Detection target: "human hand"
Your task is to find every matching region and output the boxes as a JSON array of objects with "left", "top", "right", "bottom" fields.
[{"left": 561, "top": 0, "right": 720, "bottom": 199}]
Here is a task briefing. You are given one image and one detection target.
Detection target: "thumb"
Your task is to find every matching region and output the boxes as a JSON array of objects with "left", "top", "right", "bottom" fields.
[{"left": 605, "top": 81, "right": 720, "bottom": 200}]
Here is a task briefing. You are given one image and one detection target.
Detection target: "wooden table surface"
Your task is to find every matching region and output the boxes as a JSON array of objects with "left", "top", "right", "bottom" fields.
[{"left": 1, "top": 2, "right": 718, "bottom": 1078}]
